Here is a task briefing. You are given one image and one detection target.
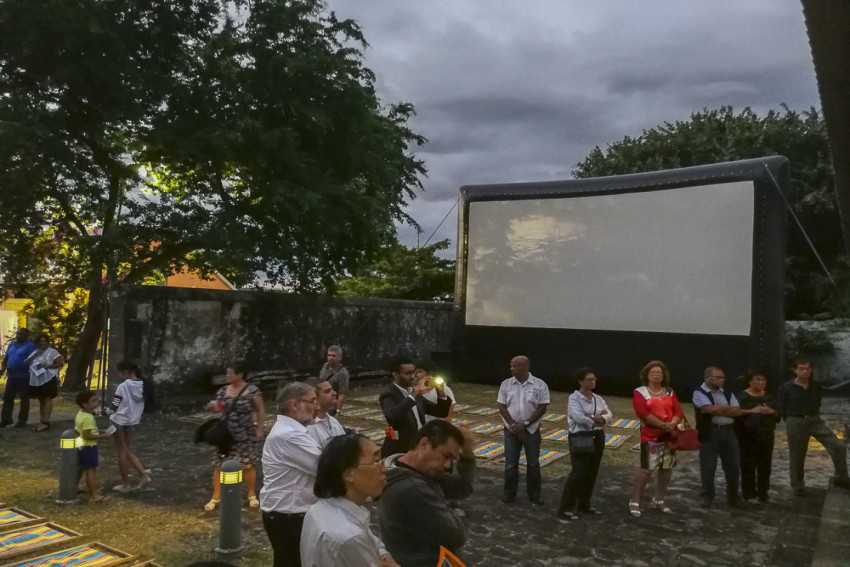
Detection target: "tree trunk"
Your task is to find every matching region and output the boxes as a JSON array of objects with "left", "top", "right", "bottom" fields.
[{"left": 62, "top": 274, "right": 106, "bottom": 391}]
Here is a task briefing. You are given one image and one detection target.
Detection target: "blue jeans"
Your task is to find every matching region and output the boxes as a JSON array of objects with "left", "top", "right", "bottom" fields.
[
  {"left": 503, "top": 428, "right": 542, "bottom": 500},
  {"left": 699, "top": 424, "right": 740, "bottom": 503}
]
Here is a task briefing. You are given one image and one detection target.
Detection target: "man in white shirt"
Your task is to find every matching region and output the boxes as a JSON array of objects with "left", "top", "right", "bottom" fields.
[
  {"left": 496, "top": 355, "right": 550, "bottom": 505},
  {"left": 260, "top": 382, "right": 322, "bottom": 567},
  {"left": 307, "top": 379, "right": 346, "bottom": 449}
]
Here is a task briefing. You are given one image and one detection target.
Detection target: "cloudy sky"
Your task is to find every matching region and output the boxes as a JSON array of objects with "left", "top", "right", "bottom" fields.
[{"left": 327, "top": 1, "right": 820, "bottom": 253}]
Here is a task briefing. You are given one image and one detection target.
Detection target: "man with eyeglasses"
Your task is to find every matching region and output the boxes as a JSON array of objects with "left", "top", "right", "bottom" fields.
[
  {"left": 379, "top": 419, "right": 475, "bottom": 567},
  {"left": 379, "top": 356, "right": 452, "bottom": 458},
  {"left": 260, "top": 381, "right": 322, "bottom": 567}
]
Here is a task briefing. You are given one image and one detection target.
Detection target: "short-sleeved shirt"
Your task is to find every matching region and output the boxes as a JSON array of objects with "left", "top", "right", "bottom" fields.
[
  {"left": 692, "top": 385, "right": 738, "bottom": 426},
  {"left": 75, "top": 411, "right": 98, "bottom": 447},
  {"left": 4, "top": 340, "right": 36, "bottom": 379},
  {"left": 496, "top": 373, "right": 550, "bottom": 434},
  {"left": 320, "top": 363, "right": 350, "bottom": 394},
  {"left": 307, "top": 413, "right": 346, "bottom": 448}
]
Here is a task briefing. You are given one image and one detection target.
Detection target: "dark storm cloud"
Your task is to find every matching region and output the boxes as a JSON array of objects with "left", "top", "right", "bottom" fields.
[{"left": 327, "top": 1, "right": 820, "bottom": 249}]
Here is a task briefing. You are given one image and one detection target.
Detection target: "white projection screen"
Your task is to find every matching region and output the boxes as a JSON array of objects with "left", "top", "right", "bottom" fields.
[
  {"left": 453, "top": 157, "right": 789, "bottom": 395},
  {"left": 465, "top": 181, "right": 754, "bottom": 336}
]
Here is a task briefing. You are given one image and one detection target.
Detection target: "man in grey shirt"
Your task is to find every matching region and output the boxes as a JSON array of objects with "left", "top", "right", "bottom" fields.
[{"left": 319, "top": 345, "right": 350, "bottom": 416}]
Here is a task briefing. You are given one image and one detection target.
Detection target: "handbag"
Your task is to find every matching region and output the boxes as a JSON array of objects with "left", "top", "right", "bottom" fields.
[
  {"left": 569, "top": 431, "right": 596, "bottom": 454},
  {"left": 194, "top": 385, "right": 247, "bottom": 454},
  {"left": 568, "top": 397, "right": 598, "bottom": 454},
  {"left": 665, "top": 415, "right": 701, "bottom": 451}
]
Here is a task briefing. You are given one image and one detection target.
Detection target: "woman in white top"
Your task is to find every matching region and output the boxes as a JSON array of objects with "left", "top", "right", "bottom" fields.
[
  {"left": 557, "top": 367, "right": 612, "bottom": 520},
  {"left": 301, "top": 433, "right": 399, "bottom": 567},
  {"left": 26, "top": 334, "right": 64, "bottom": 432},
  {"left": 109, "top": 360, "right": 153, "bottom": 493}
]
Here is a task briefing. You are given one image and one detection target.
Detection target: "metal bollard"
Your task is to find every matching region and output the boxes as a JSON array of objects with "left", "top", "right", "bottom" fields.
[
  {"left": 56, "top": 429, "right": 80, "bottom": 504},
  {"left": 216, "top": 459, "right": 246, "bottom": 554}
]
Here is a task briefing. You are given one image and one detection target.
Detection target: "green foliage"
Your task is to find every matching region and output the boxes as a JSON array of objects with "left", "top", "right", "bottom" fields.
[
  {"left": 573, "top": 106, "right": 843, "bottom": 319},
  {"left": 337, "top": 240, "right": 456, "bottom": 302},
  {"left": 0, "top": 0, "right": 426, "bottom": 386},
  {"left": 785, "top": 325, "right": 835, "bottom": 363}
]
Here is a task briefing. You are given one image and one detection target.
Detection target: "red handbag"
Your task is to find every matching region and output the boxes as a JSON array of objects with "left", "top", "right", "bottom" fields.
[{"left": 665, "top": 416, "right": 701, "bottom": 451}]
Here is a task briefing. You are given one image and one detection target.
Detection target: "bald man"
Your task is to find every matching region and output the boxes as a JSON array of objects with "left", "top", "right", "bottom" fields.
[{"left": 497, "top": 356, "right": 550, "bottom": 505}]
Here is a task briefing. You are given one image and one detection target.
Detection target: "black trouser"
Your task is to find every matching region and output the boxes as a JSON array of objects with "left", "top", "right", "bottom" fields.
[
  {"left": 1, "top": 374, "right": 30, "bottom": 425},
  {"left": 262, "top": 510, "right": 305, "bottom": 567},
  {"left": 558, "top": 430, "right": 605, "bottom": 513},
  {"left": 738, "top": 429, "right": 774, "bottom": 500}
]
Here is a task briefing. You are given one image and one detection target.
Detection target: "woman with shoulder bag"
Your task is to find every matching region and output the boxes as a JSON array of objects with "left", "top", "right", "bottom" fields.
[
  {"left": 557, "top": 368, "right": 612, "bottom": 520},
  {"left": 628, "top": 360, "right": 684, "bottom": 518},
  {"left": 203, "top": 361, "right": 265, "bottom": 511}
]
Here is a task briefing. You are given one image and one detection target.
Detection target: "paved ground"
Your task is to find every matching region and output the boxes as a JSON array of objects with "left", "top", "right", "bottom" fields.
[{"left": 0, "top": 389, "right": 847, "bottom": 566}]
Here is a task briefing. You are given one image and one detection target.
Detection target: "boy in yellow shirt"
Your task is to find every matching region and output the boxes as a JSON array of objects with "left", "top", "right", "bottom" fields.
[{"left": 75, "top": 391, "right": 113, "bottom": 502}]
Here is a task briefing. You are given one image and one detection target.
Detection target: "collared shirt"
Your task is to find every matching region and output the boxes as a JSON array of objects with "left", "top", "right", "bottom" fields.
[
  {"left": 300, "top": 497, "right": 387, "bottom": 567},
  {"left": 692, "top": 385, "right": 738, "bottom": 425},
  {"left": 319, "top": 363, "right": 350, "bottom": 394},
  {"left": 260, "top": 415, "right": 322, "bottom": 514},
  {"left": 776, "top": 379, "right": 822, "bottom": 418},
  {"left": 567, "top": 391, "right": 613, "bottom": 434},
  {"left": 307, "top": 413, "right": 346, "bottom": 449},
  {"left": 496, "top": 373, "right": 550, "bottom": 434},
  {"left": 395, "top": 382, "right": 423, "bottom": 430}
]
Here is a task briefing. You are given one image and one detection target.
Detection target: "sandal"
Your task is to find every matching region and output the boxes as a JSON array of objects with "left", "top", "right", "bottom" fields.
[
  {"left": 652, "top": 498, "right": 673, "bottom": 513},
  {"left": 204, "top": 498, "right": 220, "bottom": 512},
  {"left": 34, "top": 422, "right": 50, "bottom": 432},
  {"left": 629, "top": 500, "right": 641, "bottom": 518},
  {"left": 92, "top": 495, "right": 110, "bottom": 504},
  {"left": 248, "top": 495, "right": 260, "bottom": 508}
]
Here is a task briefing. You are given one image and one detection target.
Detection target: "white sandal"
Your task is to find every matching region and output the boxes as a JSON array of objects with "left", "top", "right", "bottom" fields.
[
  {"left": 628, "top": 500, "right": 641, "bottom": 518},
  {"left": 652, "top": 498, "right": 673, "bottom": 513}
]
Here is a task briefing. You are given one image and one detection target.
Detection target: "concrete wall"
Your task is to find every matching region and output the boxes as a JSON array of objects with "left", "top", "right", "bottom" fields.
[{"left": 108, "top": 286, "right": 452, "bottom": 393}]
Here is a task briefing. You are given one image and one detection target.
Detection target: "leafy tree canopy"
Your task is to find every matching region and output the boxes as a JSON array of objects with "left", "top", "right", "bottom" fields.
[
  {"left": 573, "top": 106, "right": 843, "bottom": 319},
  {"left": 0, "top": 0, "right": 426, "bottom": 387},
  {"left": 337, "top": 239, "right": 455, "bottom": 302}
]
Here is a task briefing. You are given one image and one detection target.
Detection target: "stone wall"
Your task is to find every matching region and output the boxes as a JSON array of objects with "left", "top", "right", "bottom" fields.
[{"left": 108, "top": 285, "right": 453, "bottom": 393}]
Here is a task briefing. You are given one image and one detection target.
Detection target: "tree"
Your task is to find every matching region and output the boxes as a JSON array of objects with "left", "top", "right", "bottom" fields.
[
  {"left": 573, "top": 106, "right": 843, "bottom": 319},
  {"left": 0, "top": 0, "right": 426, "bottom": 388},
  {"left": 337, "top": 240, "right": 456, "bottom": 301}
]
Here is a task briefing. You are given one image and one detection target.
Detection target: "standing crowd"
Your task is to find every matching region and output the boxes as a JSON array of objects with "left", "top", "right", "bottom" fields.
[{"left": 3, "top": 336, "right": 850, "bottom": 566}]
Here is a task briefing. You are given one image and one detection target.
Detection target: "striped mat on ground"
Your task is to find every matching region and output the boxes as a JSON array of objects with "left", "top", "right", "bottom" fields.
[
  {"left": 472, "top": 442, "right": 505, "bottom": 459},
  {"left": 604, "top": 434, "right": 628, "bottom": 448},
  {"left": 469, "top": 422, "right": 502, "bottom": 435},
  {"left": 450, "top": 418, "right": 475, "bottom": 428},
  {"left": 343, "top": 407, "right": 385, "bottom": 420},
  {"left": 610, "top": 419, "right": 641, "bottom": 430},
  {"left": 541, "top": 429, "right": 569, "bottom": 441},
  {"left": 0, "top": 509, "right": 42, "bottom": 532},
  {"left": 351, "top": 394, "right": 380, "bottom": 403},
  {"left": 541, "top": 413, "right": 566, "bottom": 423},
  {"left": 519, "top": 449, "right": 566, "bottom": 467},
  {"left": 355, "top": 428, "right": 386, "bottom": 445},
  {"left": 0, "top": 523, "right": 80, "bottom": 560},
  {"left": 7, "top": 543, "right": 137, "bottom": 567},
  {"left": 459, "top": 406, "right": 499, "bottom": 416}
]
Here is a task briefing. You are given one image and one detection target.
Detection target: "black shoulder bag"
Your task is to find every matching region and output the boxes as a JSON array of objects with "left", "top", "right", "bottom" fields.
[
  {"left": 569, "top": 397, "right": 598, "bottom": 454},
  {"left": 194, "top": 385, "right": 248, "bottom": 455}
]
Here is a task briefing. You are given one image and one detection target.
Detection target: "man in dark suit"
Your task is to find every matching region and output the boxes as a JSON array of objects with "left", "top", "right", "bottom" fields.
[{"left": 380, "top": 357, "right": 452, "bottom": 457}]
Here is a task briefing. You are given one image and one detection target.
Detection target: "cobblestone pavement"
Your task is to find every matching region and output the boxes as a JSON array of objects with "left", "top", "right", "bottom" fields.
[{"left": 1, "top": 393, "right": 846, "bottom": 566}]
